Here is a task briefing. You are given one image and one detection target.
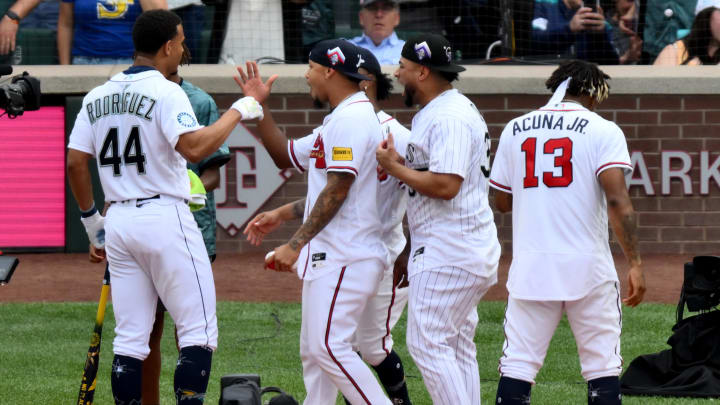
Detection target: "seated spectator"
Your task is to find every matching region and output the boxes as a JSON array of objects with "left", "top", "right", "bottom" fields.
[
  {"left": 350, "top": 0, "right": 404, "bottom": 64},
  {"left": 57, "top": 0, "right": 166, "bottom": 65},
  {"left": 654, "top": 1, "right": 720, "bottom": 65},
  {"left": 531, "top": 0, "right": 618, "bottom": 64},
  {"left": 606, "top": 0, "right": 642, "bottom": 64}
]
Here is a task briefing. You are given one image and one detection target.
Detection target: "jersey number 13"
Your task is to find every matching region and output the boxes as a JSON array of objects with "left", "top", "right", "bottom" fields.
[
  {"left": 521, "top": 137, "right": 573, "bottom": 188},
  {"left": 99, "top": 126, "right": 146, "bottom": 176}
]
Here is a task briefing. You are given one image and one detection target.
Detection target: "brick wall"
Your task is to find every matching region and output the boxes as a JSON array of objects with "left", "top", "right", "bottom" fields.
[{"left": 212, "top": 93, "right": 720, "bottom": 255}]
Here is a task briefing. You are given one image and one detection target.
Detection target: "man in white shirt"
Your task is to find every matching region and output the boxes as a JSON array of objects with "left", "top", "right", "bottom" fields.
[
  {"left": 350, "top": 0, "right": 405, "bottom": 64},
  {"left": 489, "top": 60, "right": 646, "bottom": 405},
  {"left": 242, "top": 45, "right": 414, "bottom": 405},
  {"left": 66, "top": 10, "right": 262, "bottom": 404},
  {"left": 237, "top": 39, "right": 393, "bottom": 405},
  {"left": 376, "top": 33, "right": 500, "bottom": 405}
]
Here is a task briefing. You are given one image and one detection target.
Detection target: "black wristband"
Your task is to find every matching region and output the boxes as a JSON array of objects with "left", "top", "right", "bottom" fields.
[
  {"left": 5, "top": 10, "right": 20, "bottom": 22},
  {"left": 80, "top": 204, "right": 97, "bottom": 218}
]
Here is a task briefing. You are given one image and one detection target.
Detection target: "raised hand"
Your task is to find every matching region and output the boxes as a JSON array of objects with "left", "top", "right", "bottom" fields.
[{"left": 234, "top": 61, "right": 278, "bottom": 105}]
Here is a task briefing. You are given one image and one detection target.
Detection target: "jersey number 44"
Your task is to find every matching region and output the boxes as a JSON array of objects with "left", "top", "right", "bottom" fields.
[{"left": 99, "top": 126, "right": 147, "bottom": 176}]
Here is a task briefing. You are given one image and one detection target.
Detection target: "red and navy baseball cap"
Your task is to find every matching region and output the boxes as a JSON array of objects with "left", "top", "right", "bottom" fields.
[
  {"left": 401, "top": 33, "right": 466, "bottom": 73},
  {"left": 309, "top": 39, "right": 371, "bottom": 81}
]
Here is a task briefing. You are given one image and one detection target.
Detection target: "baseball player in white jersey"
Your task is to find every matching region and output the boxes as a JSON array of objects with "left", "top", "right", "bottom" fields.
[
  {"left": 244, "top": 47, "right": 414, "bottom": 405},
  {"left": 237, "top": 40, "right": 393, "bottom": 405},
  {"left": 66, "top": 10, "right": 263, "bottom": 404},
  {"left": 376, "top": 33, "right": 501, "bottom": 405},
  {"left": 489, "top": 60, "right": 646, "bottom": 405}
]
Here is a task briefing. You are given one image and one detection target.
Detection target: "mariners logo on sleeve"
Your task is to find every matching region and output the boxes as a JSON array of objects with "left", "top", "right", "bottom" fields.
[{"left": 177, "top": 112, "right": 197, "bottom": 128}]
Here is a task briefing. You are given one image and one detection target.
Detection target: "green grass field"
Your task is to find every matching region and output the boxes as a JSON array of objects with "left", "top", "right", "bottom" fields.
[{"left": 0, "top": 301, "right": 715, "bottom": 404}]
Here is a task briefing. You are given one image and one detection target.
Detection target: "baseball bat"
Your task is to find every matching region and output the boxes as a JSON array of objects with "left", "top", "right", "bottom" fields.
[{"left": 77, "top": 264, "right": 111, "bottom": 405}]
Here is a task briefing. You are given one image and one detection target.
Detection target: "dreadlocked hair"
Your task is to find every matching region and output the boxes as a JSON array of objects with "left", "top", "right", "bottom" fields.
[{"left": 545, "top": 60, "right": 611, "bottom": 104}]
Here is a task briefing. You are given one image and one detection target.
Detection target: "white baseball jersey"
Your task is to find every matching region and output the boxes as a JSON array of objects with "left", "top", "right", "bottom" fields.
[
  {"left": 376, "top": 111, "right": 410, "bottom": 263},
  {"left": 405, "top": 89, "right": 500, "bottom": 277},
  {"left": 68, "top": 68, "right": 202, "bottom": 202},
  {"left": 287, "top": 92, "right": 388, "bottom": 280},
  {"left": 489, "top": 101, "right": 632, "bottom": 301}
]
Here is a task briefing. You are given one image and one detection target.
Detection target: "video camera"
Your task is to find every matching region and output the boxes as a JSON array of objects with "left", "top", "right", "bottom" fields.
[{"left": 0, "top": 65, "right": 40, "bottom": 118}]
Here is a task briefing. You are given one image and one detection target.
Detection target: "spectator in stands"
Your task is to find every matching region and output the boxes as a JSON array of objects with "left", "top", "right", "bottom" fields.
[
  {"left": 168, "top": 0, "right": 204, "bottom": 63},
  {"left": 57, "top": 0, "right": 166, "bottom": 65},
  {"left": 606, "top": 0, "right": 642, "bottom": 64},
  {"left": 653, "top": 1, "right": 720, "bottom": 65},
  {"left": 350, "top": 0, "right": 404, "bottom": 64},
  {"left": 531, "top": 0, "right": 618, "bottom": 64},
  {"left": 0, "top": 0, "right": 57, "bottom": 57}
]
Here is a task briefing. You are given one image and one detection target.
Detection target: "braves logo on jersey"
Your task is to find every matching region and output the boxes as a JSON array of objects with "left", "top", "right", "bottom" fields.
[{"left": 309, "top": 135, "right": 326, "bottom": 168}]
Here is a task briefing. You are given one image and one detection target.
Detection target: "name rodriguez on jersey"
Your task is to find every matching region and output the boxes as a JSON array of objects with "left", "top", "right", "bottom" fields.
[{"left": 85, "top": 91, "right": 157, "bottom": 125}]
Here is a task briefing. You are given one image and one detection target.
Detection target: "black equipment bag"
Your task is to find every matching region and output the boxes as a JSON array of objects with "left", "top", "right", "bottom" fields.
[
  {"left": 261, "top": 386, "right": 299, "bottom": 405},
  {"left": 219, "top": 375, "right": 261, "bottom": 405},
  {"left": 218, "top": 374, "right": 298, "bottom": 405},
  {"left": 620, "top": 256, "right": 720, "bottom": 398}
]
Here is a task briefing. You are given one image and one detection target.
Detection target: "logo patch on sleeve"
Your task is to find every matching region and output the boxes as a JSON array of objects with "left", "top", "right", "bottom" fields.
[
  {"left": 332, "top": 147, "right": 353, "bottom": 161},
  {"left": 177, "top": 112, "right": 197, "bottom": 128}
]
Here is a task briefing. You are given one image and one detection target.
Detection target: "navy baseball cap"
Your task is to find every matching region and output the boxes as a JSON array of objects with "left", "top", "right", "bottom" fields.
[
  {"left": 356, "top": 46, "right": 382, "bottom": 77},
  {"left": 401, "top": 33, "right": 466, "bottom": 73},
  {"left": 309, "top": 39, "right": 371, "bottom": 81}
]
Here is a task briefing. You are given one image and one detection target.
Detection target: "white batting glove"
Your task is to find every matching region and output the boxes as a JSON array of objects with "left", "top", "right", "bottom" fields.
[
  {"left": 231, "top": 96, "right": 263, "bottom": 121},
  {"left": 80, "top": 211, "right": 106, "bottom": 249}
]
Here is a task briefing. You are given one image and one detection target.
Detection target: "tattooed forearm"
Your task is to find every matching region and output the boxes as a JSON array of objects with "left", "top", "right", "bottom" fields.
[
  {"left": 620, "top": 211, "right": 640, "bottom": 264},
  {"left": 288, "top": 172, "right": 354, "bottom": 251},
  {"left": 292, "top": 198, "right": 306, "bottom": 220}
]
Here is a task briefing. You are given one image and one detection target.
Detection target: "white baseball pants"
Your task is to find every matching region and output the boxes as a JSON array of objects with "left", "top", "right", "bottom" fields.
[
  {"left": 498, "top": 281, "right": 623, "bottom": 383},
  {"left": 300, "top": 260, "right": 392, "bottom": 405},
  {"left": 407, "top": 266, "right": 496, "bottom": 405},
  {"left": 105, "top": 197, "right": 217, "bottom": 360},
  {"left": 353, "top": 265, "right": 409, "bottom": 366}
]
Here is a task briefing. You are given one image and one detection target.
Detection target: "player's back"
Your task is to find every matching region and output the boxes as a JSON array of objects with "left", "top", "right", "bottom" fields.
[
  {"left": 490, "top": 101, "right": 632, "bottom": 299},
  {"left": 68, "top": 67, "right": 201, "bottom": 203}
]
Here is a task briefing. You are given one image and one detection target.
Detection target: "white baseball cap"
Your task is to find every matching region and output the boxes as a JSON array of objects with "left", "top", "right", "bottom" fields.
[{"left": 696, "top": 0, "right": 720, "bottom": 15}]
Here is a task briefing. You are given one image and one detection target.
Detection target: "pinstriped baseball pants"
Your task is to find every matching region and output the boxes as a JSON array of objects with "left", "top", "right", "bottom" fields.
[{"left": 407, "top": 266, "right": 496, "bottom": 405}]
